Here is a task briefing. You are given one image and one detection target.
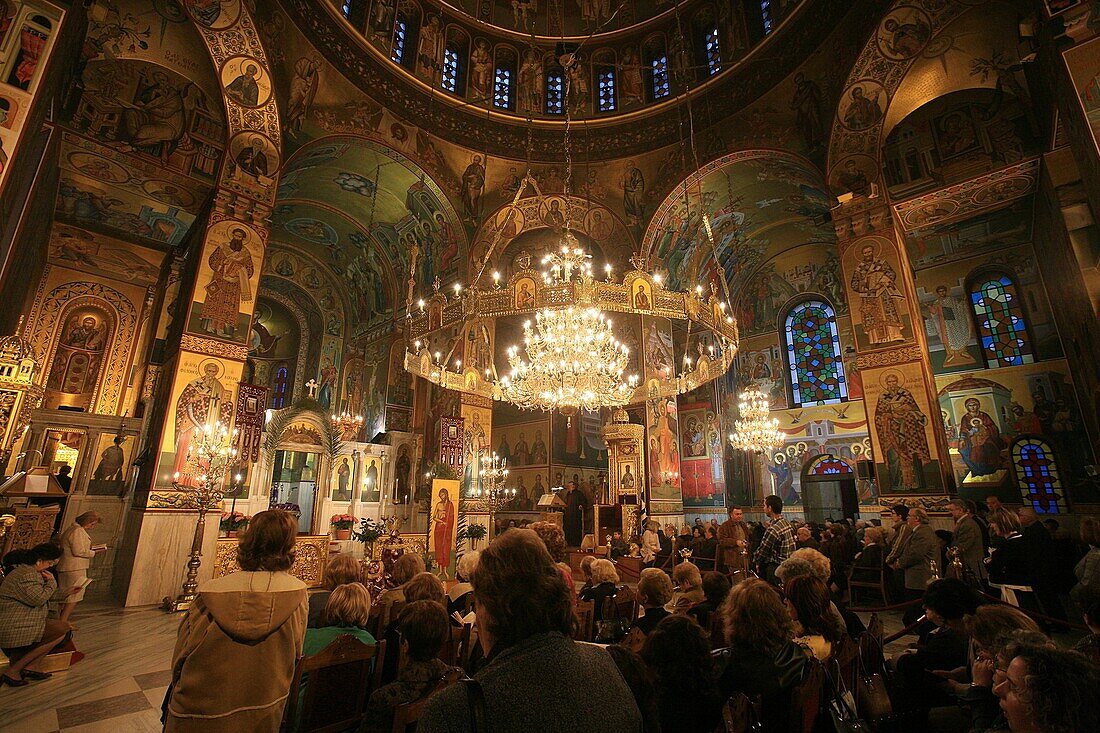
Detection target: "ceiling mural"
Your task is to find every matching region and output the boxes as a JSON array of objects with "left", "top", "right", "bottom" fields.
[
  {"left": 642, "top": 150, "right": 835, "bottom": 301},
  {"left": 270, "top": 135, "right": 468, "bottom": 326}
]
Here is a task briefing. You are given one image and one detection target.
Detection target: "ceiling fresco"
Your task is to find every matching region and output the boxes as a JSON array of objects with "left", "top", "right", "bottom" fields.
[
  {"left": 642, "top": 150, "right": 835, "bottom": 300},
  {"left": 270, "top": 135, "right": 468, "bottom": 325}
]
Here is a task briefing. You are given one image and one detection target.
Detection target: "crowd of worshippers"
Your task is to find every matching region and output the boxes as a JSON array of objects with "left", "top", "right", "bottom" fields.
[{"left": 4, "top": 503, "right": 1099, "bottom": 732}]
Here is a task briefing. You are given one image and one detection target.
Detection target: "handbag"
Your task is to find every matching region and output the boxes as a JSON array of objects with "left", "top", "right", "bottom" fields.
[
  {"left": 854, "top": 634, "right": 893, "bottom": 723},
  {"left": 824, "top": 660, "right": 871, "bottom": 733}
]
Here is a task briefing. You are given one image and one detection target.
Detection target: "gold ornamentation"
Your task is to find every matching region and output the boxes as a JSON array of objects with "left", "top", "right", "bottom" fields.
[
  {"left": 179, "top": 335, "right": 250, "bottom": 360},
  {"left": 213, "top": 535, "right": 329, "bottom": 588},
  {"left": 892, "top": 159, "right": 1040, "bottom": 232},
  {"left": 854, "top": 345, "right": 925, "bottom": 370}
]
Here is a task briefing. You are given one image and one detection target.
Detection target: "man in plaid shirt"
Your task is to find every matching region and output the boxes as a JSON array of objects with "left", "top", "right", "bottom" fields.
[{"left": 754, "top": 494, "right": 796, "bottom": 585}]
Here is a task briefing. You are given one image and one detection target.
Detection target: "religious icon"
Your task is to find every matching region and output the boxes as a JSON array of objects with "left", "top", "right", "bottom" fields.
[
  {"left": 873, "top": 371, "right": 931, "bottom": 490},
  {"left": 431, "top": 485, "right": 457, "bottom": 577},
  {"left": 841, "top": 83, "right": 884, "bottom": 131},
  {"left": 46, "top": 310, "right": 109, "bottom": 408},
  {"left": 849, "top": 239, "right": 906, "bottom": 345},
  {"left": 198, "top": 226, "right": 255, "bottom": 339},
  {"left": 925, "top": 284, "right": 975, "bottom": 367},
  {"left": 619, "top": 462, "right": 636, "bottom": 490},
  {"left": 334, "top": 456, "right": 351, "bottom": 501},
  {"left": 222, "top": 57, "right": 268, "bottom": 108},
  {"left": 632, "top": 280, "right": 651, "bottom": 310},
  {"left": 515, "top": 278, "right": 536, "bottom": 309},
  {"left": 173, "top": 361, "right": 232, "bottom": 483}
]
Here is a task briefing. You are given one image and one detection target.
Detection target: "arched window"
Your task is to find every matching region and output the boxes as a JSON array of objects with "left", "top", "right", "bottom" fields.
[
  {"left": 784, "top": 300, "right": 848, "bottom": 406},
  {"left": 806, "top": 454, "right": 853, "bottom": 476},
  {"left": 1011, "top": 438, "right": 1064, "bottom": 513},
  {"left": 594, "top": 50, "right": 617, "bottom": 113},
  {"left": 760, "top": 1, "right": 773, "bottom": 34},
  {"left": 342, "top": 0, "right": 352, "bottom": 18},
  {"left": 545, "top": 68, "right": 564, "bottom": 114},
  {"left": 704, "top": 27, "right": 721, "bottom": 75},
  {"left": 969, "top": 272, "right": 1034, "bottom": 368},
  {"left": 493, "top": 48, "right": 517, "bottom": 110},
  {"left": 391, "top": 15, "right": 410, "bottom": 65},
  {"left": 272, "top": 365, "right": 289, "bottom": 409},
  {"left": 642, "top": 35, "right": 670, "bottom": 102},
  {"left": 442, "top": 47, "right": 460, "bottom": 92}
]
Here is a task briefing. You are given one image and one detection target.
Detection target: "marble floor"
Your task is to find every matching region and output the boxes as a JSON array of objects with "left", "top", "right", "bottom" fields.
[{"left": 1, "top": 602, "right": 179, "bottom": 733}]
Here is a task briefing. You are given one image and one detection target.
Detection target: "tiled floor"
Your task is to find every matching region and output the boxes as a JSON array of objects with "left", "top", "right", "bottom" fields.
[{"left": 1, "top": 602, "right": 179, "bottom": 733}]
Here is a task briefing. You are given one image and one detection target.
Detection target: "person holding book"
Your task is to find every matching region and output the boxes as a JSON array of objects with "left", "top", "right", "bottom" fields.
[{"left": 57, "top": 511, "right": 105, "bottom": 623}]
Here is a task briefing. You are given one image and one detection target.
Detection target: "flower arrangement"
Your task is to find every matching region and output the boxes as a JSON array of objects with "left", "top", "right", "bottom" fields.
[
  {"left": 353, "top": 517, "right": 386, "bottom": 544},
  {"left": 331, "top": 513, "right": 357, "bottom": 530}
]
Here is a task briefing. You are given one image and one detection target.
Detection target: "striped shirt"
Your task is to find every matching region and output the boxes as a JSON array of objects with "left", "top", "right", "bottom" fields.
[{"left": 755, "top": 516, "right": 796, "bottom": 569}]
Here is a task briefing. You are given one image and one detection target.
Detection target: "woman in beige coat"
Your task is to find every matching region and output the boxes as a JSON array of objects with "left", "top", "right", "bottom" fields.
[
  {"left": 57, "top": 511, "right": 104, "bottom": 623},
  {"left": 164, "top": 509, "right": 308, "bottom": 732}
]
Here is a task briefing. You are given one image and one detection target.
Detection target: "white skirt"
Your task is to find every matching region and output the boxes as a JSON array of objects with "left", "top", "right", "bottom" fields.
[{"left": 58, "top": 570, "right": 88, "bottom": 603}]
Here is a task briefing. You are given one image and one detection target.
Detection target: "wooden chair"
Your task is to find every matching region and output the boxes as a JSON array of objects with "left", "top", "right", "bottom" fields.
[
  {"left": 574, "top": 600, "right": 595, "bottom": 642},
  {"left": 438, "top": 623, "right": 470, "bottom": 667},
  {"left": 282, "top": 635, "right": 387, "bottom": 732},
  {"left": 848, "top": 557, "right": 889, "bottom": 606},
  {"left": 608, "top": 586, "right": 637, "bottom": 624},
  {"left": 390, "top": 668, "right": 465, "bottom": 733}
]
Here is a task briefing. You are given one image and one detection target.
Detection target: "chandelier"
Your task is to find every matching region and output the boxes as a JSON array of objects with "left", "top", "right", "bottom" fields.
[
  {"left": 475, "top": 452, "right": 516, "bottom": 515},
  {"left": 728, "top": 387, "right": 783, "bottom": 454},
  {"left": 499, "top": 244, "right": 637, "bottom": 413},
  {"left": 330, "top": 407, "right": 363, "bottom": 440}
]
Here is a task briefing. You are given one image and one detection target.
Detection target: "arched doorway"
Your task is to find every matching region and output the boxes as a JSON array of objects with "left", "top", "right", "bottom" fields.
[{"left": 800, "top": 454, "right": 859, "bottom": 522}]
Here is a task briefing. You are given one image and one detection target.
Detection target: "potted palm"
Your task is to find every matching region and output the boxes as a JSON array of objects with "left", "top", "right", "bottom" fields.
[
  {"left": 330, "top": 513, "right": 357, "bottom": 540},
  {"left": 463, "top": 523, "right": 488, "bottom": 550}
]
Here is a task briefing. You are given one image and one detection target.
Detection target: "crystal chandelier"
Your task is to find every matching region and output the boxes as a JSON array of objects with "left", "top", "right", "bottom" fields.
[
  {"left": 500, "top": 244, "right": 638, "bottom": 413},
  {"left": 728, "top": 387, "right": 783, "bottom": 453},
  {"left": 330, "top": 407, "right": 363, "bottom": 440}
]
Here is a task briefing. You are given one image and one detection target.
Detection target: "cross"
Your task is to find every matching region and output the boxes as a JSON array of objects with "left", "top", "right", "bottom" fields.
[{"left": 306, "top": 379, "right": 319, "bottom": 398}]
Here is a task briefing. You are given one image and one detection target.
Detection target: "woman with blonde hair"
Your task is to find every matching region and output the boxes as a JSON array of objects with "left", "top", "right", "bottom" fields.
[
  {"left": 580, "top": 558, "right": 619, "bottom": 622},
  {"left": 668, "top": 561, "right": 704, "bottom": 611},
  {"left": 56, "top": 511, "right": 104, "bottom": 623},
  {"left": 987, "top": 507, "right": 1029, "bottom": 587},
  {"left": 307, "top": 552, "right": 361, "bottom": 627}
]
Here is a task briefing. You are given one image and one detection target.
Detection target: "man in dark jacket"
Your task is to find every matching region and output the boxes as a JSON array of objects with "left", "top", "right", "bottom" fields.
[
  {"left": 947, "top": 498, "right": 987, "bottom": 586},
  {"left": 1019, "top": 507, "right": 1067, "bottom": 625}
]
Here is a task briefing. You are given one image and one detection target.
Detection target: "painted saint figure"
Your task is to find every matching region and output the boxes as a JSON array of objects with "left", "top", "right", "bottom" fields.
[
  {"left": 173, "top": 362, "right": 231, "bottom": 483},
  {"left": 926, "top": 285, "right": 974, "bottom": 366},
  {"left": 92, "top": 436, "right": 126, "bottom": 485},
  {"left": 461, "top": 155, "right": 485, "bottom": 221},
  {"left": 431, "top": 487, "right": 455, "bottom": 575},
  {"left": 287, "top": 55, "right": 321, "bottom": 134},
  {"left": 850, "top": 243, "right": 905, "bottom": 344},
  {"left": 200, "top": 228, "right": 254, "bottom": 338},
  {"left": 335, "top": 457, "right": 351, "bottom": 501},
  {"left": 958, "top": 397, "right": 1004, "bottom": 479},
  {"left": 225, "top": 63, "right": 260, "bottom": 106},
  {"left": 47, "top": 314, "right": 107, "bottom": 400},
  {"left": 874, "top": 373, "right": 931, "bottom": 489}
]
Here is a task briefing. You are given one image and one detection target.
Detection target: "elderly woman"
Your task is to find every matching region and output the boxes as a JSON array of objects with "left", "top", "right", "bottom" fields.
[
  {"left": 419, "top": 529, "right": 641, "bottom": 732},
  {"left": 531, "top": 520, "right": 577, "bottom": 605},
  {"left": 448, "top": 549, "right": 480, "bottom": 615},
  {"left": 994, "top": 643, "right": 1100, "bottom": 733},
  {"left": 0, "top": 544, "right": 74, "bottom": 687},
  {"left": 307, "top": 552, "right": 361, "bottom": 628},
  {"left": 56, "top": 511, "right": 104, "bottom": 623},
  {"left": 372, "top": 552, "right": 426, "bottom": 625},
  {"left": 850, "top": 525, "right": 888, "bottom": 585},
  {"left": 580, "top": 558, "right": 619, "bottom": 622},
  {"left": 641, "top": 615, "right": 723, "bottom": 732},
  {"left": 630, "top": 567, "right": 672, "bottom": 638},
  {"left": 1071, "top": 516, "right": 1100, "bottom": 606},
  {"left": 641, "top": 520, "right": 661, "bottom": 565},
  {"left": 667, "top": 561, "right": 704, "bottom": 611},
  {"left": 164, "top": 510, "right": 308, "bottom": 732}
]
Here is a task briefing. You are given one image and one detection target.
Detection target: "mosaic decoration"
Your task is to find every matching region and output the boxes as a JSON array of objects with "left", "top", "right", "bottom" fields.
[
  {"left": 784, "top": 300, "right": 847, "bottom": 407},
  {"left": 806, "top": 454, "right": 854, "bottom": 476},
  {"left": 1010, "top": 438, "right": 1063, "bottom": 513},
  {"left": 234, "top": 382, "right": 268, "bottom": 463},
  {"left": 969, "top": 275, "right": 1034, "bottom": 368}
]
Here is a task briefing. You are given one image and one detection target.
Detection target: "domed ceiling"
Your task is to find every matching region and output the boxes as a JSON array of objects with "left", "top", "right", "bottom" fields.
[{"left": 279, "top": 0, "right": 862, "bottom": 158}]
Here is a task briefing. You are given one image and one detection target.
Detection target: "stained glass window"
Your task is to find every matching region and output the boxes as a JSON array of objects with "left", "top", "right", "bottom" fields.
[
  {"left": 597, "top": 68, "right": 616, "bottom": 112},
  {"left": 341, "top": 0, "right": 352, "bottom": 19},
  {"left": 272, "top": 366, "right": 288, "bottom": 409},
  {"left": 808, "top": 455, "right": 853, "bottom": 476},
  {"left": 391, "top": 18, "right": 407, "bottom": 64},
  {"left": 1011, "top": 438, "right": 1063, "bottom": 513},
  {"left": 784, "top": 300, "right": 848, "bottom": 406},
  {"left": 442, "top": 47, "right": 460, "bottom": 92},
  {"left": 969, "top": 274, "right": 1034, "bottom": 368},
  {"left": 705, "top": 28, "right": 721, "bottom": 75},
  {"left": 494, "top": 67, "right": 513, "bottom": 109},
  {"left": 761, "top": 1, "right": 773, "bottom": 34},
  {"left": 651, "top": 55, "right": 670, "bottom": 99},
  {"left": 546, "top": 71, "right": 564, "bottom": 114}
]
